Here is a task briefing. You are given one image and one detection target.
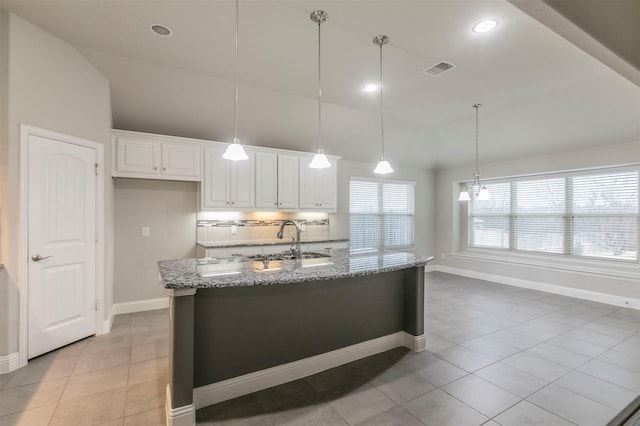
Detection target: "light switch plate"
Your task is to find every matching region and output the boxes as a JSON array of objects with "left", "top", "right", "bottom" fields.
[{"left": 142, "top": 226, "right": 150, "bottom": 237}]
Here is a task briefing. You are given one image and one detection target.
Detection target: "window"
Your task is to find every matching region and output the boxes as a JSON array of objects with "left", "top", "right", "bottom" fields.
[
  {"left": 468, "top": 167, "right": 639, "bottom": 262},
  {"left": 350, "top": 177, "right": 415, "bottom": 251}
]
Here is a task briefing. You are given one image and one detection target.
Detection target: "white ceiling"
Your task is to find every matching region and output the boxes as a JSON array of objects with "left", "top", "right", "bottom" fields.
[{"left": 2, "top": 0, "right": 639, "bottom": 170}]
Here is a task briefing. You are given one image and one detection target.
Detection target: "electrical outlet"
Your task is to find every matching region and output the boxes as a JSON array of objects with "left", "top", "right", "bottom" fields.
[
  {"left": 301, "top": 223, "right": 306, "bottom": 232},
  {"left": 231, "top": 225, "right": 238, "bottom": 235},
  {"left": 141, "top": 226, "right": 150, "bottom": 237}
]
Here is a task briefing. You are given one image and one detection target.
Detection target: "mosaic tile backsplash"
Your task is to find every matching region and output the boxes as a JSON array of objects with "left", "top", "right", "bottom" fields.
[{"left": 196, "top": 212, "right": 331, "bottom": 244}]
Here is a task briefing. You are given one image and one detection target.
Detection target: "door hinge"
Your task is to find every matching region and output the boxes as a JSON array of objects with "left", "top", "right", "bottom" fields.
[
  {"left": 95, "top": 301, "right": 100, "bottom": 311},
  {"left": 95, "top": 163, "right": 99, "bottom": 176}
]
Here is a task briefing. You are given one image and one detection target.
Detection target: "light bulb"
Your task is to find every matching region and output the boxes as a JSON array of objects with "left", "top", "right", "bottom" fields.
[{"left": 473, "top": 20, "right": 498, "bottom": 34}]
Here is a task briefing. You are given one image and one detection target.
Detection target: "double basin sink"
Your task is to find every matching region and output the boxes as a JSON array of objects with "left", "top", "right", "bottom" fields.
[
  {"left": 246, "top": 252, "right": 331, "bottom": 261},
  {"left": 196, "top": 251, "right": 332, "bottom": 277}
]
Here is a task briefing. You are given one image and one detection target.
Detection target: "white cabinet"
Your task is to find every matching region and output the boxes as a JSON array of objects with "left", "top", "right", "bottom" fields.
[
  {"left": 299, "top": 157, "right": 337, "bottom": 211},
  {"left": 112, "top": 132, "right": 201, "bottom": 181},
  {"left": 255, "top": 153, "right": 299, "bottom": 209},
  {"left": 201, "top": 146, "right": 255, "bottom": 209}
]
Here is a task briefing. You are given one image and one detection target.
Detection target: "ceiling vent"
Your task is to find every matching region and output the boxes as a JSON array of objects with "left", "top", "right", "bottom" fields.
[{"left": 423, "top": 61, "right": 456, "bottom": 77}]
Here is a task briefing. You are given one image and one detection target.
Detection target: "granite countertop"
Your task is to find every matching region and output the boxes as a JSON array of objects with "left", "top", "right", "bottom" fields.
[
  {"left": 197, "top": 238, "right": 349, "bottom": 249},
  {"left": 159, "top": 248, "right": 433, "bottom": 289}
]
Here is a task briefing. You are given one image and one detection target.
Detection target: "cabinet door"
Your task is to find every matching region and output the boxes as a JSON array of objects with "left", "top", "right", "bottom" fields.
[
  {"left": 230, "top": 150, "right": 255, "bottom": 208},
  {"left": 316, "top": 160, "right": 337, "bottom": 211},
  {"left": 298, "top": 157, "right": 319, "bottom": 209},
  {"left": 202, "top": 147, "right": 230, "bottom": 208},
  {"left": 115, "top": 137, "right": 160, "bottom": 177},
  {"left": 277, "top": 155, "right": 299, "bottom": 209},
  {"left": 255, "top": 152, "right": 278, "bottom": 209},
  {"left": 162, "top": 143, "right": 201, "bottom": 180}
]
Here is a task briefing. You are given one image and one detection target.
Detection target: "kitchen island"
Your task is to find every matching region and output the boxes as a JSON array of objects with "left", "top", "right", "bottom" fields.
[{"left": 159, "top": 248, "right": 432, "bottom": 426}]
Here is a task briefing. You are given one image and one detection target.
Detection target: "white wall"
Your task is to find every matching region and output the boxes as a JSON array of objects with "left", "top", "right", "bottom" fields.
[
  {"left": 435, "top": 140, "right": 640, "bottom": 305},
  {"left": 0, "top": 11, "right": 112, "bottom": 360}
]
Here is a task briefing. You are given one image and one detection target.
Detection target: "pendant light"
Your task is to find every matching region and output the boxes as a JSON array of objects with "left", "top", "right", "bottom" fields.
[
  {"left": 308, "top": 10, "right": 332, "bottom": 169},
  {"left": 459, "top": 104, "right": 490, "bottom": 201},
  {"left": 373, "top": 35, "right": 393, "bottom": 174},
  {"left": 222, "top": 0, "right": 249, "bottom": 161}
]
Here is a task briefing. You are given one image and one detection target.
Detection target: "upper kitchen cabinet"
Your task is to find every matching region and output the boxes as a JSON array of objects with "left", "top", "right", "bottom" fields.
[
  {"left": 112, "top": 130, "right": 201, "bottom": 181},
  {"left": 201, "top": 146, "right": 256, "bottom": 210},
  {"left": 299, "top": 156, "right": 338, "bottom": 212},
  {"left": 255, "top": 153, "right": 299, "bottom": 210}
]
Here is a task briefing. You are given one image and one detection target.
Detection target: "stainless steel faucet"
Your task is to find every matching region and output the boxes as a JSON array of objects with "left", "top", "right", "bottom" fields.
[{"left": 276, "top": 220, "right": 302, "bottom": 259}]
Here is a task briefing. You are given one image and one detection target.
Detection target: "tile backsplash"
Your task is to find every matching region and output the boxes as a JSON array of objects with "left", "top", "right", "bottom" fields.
[{"left": 196, "top": 212, "right": 331, "bottom": 243}]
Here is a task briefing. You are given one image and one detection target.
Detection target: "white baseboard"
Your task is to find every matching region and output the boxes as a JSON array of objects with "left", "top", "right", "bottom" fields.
[
  {"left": 102, "top": 318, "right": 113, "bottom": 335},
  {"left": 430, "top": 265, "right": 640, "bottom": 310},
  {"left": 0, "top": 352, "right": 20, "bottom": 374},
  {"left": 166, "top": 384, "right": 195, "bottom": 426},
  {"left": 404, "top": 333, "right": 427, "bottom": 352},
  {"left": 194, "top": 331, "right": 421, "bottom": 409},
  {"left": 111, "top": 297, "right": 169, "bottom": 316}
]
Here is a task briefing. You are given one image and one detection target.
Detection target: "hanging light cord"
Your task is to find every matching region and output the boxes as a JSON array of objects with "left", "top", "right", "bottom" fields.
[
  {"left": 379, "top": 40, "right": 385, "bottom": 159},
  {"left": 317, "top": 17, "right": 322, "bottom": 151},
  {"left": 233, "top": 0, "right": 239, "bottom": 142}
]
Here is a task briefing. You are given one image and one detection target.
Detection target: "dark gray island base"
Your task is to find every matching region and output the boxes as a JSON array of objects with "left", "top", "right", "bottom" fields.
[{"left": 158, "top": 249, "right": 431, "bottom": 426}]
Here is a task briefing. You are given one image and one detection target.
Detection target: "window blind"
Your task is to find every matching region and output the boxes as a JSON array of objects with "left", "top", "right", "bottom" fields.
[
  {"left": 350, "top": 178, "right": 415, "bottom": 251},
  {"left": 467, "top": 167, "right": 639, "bottom": 262},
  {"left": 571, "top": 171, "right": 638, "bottom": 260}
]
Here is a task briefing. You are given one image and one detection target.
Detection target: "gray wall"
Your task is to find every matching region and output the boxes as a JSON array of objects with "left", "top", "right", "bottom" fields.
[
  {"left": 435, "top": 140, "right": 640, "bottom": 302},
  {"left": 0, "top": 11, "right": 112, "bottom": 358},
  {"left": 114, "top": 179, "right": 197, "bottom": 303}
]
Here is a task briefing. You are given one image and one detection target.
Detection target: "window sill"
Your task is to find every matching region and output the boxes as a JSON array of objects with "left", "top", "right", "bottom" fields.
[{"left": 450, "top": 249, "right": 640, "bottom": 281}]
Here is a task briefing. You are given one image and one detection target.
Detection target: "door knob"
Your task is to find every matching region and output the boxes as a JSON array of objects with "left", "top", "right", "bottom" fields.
[{"left": 31, "top": 254, "right": 52, "bottom": 262}]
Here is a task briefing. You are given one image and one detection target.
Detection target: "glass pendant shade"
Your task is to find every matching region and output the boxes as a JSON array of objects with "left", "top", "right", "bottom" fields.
[
  {"left": 459, "top": 104, "right": 491, "bottom": 201},
  {"left": 309, "top": 10, "right": 332, "bottom": 169},
  {"left": 374, "top": 159, "right": 393, "bottom": 174},
  {"left": 309, "top": 149, "right": 331, "bottom": 169},
  {"left": 222, "top": 138, "right": 248, "bottom": 161},
  {"left": 372, "top": 35, "right": 392, "bottom": 175},
  {"left": 478, "top": 186, "right": 491, "bottom": 200},
  {"left": 223, "top": 0, "right": 248, "bottom": 161}
]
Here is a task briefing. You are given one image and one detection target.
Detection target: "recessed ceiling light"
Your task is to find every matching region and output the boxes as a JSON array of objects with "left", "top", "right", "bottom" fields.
[
  {"left": 473, "top": 19, "right": 498, "bottom": 34},
  {"left": 150, "top": 24, "right": 173, "bottom": 37},
  {"left": 363, "top": 83, "right": 379, "bottom": 93}
]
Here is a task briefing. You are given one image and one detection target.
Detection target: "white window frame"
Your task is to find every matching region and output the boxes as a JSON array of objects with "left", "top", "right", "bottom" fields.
[
  {"left": 349, "top": 177, "right": 415, "bottom": 252},
  {"left": 464, "top": 165, "right": 639, "bottom": 265}
]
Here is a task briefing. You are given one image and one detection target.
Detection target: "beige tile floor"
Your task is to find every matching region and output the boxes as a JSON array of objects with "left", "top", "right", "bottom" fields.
[
  {"left": 1, "top": 272, "right": 639, "bottom": 425},
  {"left": 0, "top": 309, "right": 169, "bottom": 425}
]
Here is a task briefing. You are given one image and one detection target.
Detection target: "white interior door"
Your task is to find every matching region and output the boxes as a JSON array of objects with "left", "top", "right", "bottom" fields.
[{"left": 28, "top": 134, "right": 97, "bottom": 359}]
